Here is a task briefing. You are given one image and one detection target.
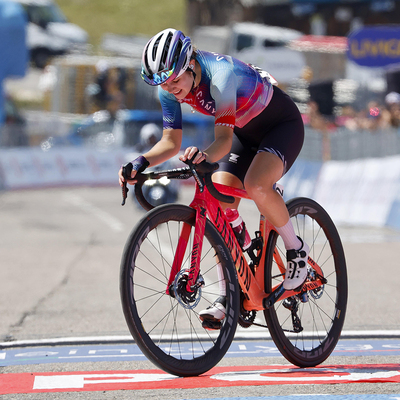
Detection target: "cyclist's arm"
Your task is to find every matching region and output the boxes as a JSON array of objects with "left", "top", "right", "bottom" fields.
[
  {"left": 180, "top": 125, "right": 233, "bottom": 164},
  {"left": 203, "top": 125, "right": 233, "bottom": 163},
  {"left": 143, "top": 128, "right": 182, "bottom": 166},
  {"left": 118, "top": 128, "right": 181, "bottom": 186}
]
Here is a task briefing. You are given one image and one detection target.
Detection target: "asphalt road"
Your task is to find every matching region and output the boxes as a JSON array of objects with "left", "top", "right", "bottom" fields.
[{"left": 1, "top": 184, "right": 400, "bottom": 399}]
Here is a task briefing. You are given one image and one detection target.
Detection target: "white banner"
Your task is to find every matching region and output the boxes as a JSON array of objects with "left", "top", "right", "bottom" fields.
[
  {"left": 0, "top": 147, "right": 137, "bottom": 190},
  {"left": 2, "top": 148, "right": 400, "bottom": 229},
  {"left": 314, "top": 156, "right": 400, "bottom": 227}
]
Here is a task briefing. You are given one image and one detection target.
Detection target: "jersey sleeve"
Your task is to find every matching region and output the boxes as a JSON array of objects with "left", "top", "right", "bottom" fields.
[
  {"left": 210, "top": 68, "right": 237, "bottom": 129},
  {"left": 158, "top": 86, "right": 183, "bottom": 130}
]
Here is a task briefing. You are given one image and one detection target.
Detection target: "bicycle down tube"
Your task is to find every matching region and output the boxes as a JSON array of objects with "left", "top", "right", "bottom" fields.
[
  {"left": 167, "top": 180, "right": 327, "bottom": 312},
  {"left": 215, "top": 181, "right": 328, "bottom": 307}
]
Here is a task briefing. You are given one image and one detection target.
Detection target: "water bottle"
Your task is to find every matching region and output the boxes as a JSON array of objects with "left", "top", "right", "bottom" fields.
[{"left": 225, "top": 208, "right": 251, "bottom": 251}]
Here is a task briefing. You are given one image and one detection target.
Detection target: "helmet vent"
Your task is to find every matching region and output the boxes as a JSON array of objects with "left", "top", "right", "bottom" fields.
[
  {"left": 160, "top": 31, "right": 173, "bottom": 70},
  {"left": 152, "top": 34, "right": 163, "bottom": 62}
]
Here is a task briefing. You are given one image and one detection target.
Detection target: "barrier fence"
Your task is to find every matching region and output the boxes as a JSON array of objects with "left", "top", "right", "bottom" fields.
[
  {"left": 3, "top": 110, "right": 400, "bottom": 160},
  {"left": 1, "top": 122, "right": 400, "bottom": 230},
  {"left": 300, "top": 127, "right": 400, "bottom": 161}
]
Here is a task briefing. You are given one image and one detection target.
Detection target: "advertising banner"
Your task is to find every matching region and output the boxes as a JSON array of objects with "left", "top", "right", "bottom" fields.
[
  {"left": 347, "top": 26, "right": 400, "bottom": 67},
  {"left": 0, "top": 147, "right": 133, "bottom": 190}
]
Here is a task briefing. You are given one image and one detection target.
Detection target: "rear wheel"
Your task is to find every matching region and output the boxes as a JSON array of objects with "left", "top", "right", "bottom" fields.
[
  {"left": 120, "top": 204, "right": 240, "bottom": 377},
  {"left": 264, "top": 197, "right": 347, "bottom": 367}
]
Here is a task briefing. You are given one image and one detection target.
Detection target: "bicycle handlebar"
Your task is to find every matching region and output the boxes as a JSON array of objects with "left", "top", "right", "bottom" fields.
[{"left": 121, "top": 160, "right": 235, "bottom": 210}]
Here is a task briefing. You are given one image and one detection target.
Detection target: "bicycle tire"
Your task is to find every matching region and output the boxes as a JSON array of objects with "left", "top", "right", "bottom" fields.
[
  {"left": 264, "top": 197, "right": 348, "bottom": 367},
  {"left": 120, "top": 204, "right": 240, "bottom": 377}
]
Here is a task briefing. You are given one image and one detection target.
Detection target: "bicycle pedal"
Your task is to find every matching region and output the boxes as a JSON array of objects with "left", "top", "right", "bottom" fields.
[
  {"left": 290, "top": 278, "right": 307, "bottom": 293},
  {"left": 201, "top": 319, "right": 222, "bottom": 330}
]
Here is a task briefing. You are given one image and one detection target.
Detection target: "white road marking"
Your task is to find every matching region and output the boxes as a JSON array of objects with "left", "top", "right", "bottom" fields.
[{"left": 64, "top": 193, "right": 124, "bottom": 232}]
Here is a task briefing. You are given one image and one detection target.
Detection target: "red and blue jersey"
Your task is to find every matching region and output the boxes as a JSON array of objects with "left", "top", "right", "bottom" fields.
[{"left": 158, "top": 50, "right": 275, "bottom": 131}]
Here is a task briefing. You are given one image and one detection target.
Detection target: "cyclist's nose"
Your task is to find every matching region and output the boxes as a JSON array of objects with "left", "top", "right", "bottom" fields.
[{"left": 161, "top": 82, "right": 173, "bottom": 93}]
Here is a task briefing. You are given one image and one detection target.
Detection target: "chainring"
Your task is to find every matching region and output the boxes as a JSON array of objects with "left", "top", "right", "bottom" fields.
[{"left": 238, "top": 292, "right": 256, "bottom": 328}]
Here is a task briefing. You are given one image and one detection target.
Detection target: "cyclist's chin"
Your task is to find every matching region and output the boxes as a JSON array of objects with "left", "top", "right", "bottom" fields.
[{"left": 173, "top": 89, "right": 188, "bottom": 100}]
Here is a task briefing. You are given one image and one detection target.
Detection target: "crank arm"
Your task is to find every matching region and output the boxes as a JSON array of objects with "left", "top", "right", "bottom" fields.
[{"left": 263, "top": 284, "right": 286, "bottom": 309}]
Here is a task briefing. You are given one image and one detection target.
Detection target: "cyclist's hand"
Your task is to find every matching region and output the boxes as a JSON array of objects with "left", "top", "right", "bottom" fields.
[
  {"left": 118, "top": 166, "right": 136, "bottom": 186},
  {"left": 179, "top": 146, "right": 207, "bottom": 164},
  {"left": 119, "top": 156, "right": 150, "bottom": 187}
]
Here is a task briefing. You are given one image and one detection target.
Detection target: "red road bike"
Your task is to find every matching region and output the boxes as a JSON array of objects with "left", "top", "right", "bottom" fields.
[{"left": 120, "top": 161, "right": 348, "bottom": 377}]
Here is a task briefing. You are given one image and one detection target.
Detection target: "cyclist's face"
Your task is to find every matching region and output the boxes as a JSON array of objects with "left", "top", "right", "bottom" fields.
[{"left": 160, "top": 69, "right": 193, "bottom": 100}]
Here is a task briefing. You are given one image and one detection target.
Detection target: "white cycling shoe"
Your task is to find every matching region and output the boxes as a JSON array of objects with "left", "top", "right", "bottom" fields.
[
  {"left": 199, "top": 296, "right": 226, "bottom": 329},
  {"left": 283, "top": 238, "right": 309, "bottom": 291}
]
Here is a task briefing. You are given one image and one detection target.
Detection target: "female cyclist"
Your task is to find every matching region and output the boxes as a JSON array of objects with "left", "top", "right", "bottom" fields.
[{"left": 118, "top": 28, "right": 309, "bottom": 325}]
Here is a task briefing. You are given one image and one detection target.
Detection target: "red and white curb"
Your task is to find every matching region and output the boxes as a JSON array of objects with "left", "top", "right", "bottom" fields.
[{"left": 1, "top": 364, "right": 400, "bottom": 394}]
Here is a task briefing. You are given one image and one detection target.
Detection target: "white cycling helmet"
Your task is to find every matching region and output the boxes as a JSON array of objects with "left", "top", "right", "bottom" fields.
[{"left": 141, "top": 28, "right": 193, "bottom": 86}]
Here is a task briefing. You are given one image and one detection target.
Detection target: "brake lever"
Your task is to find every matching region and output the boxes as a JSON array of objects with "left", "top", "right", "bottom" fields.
[
  {"left": 121, "top": 181, "right": 129, "bottom": 206},
  {"left": 121, "top": 163, "right": 133, "bottom": 206},
  {"left": 184, "top": 158, "right": 204, "bottom": 192}
]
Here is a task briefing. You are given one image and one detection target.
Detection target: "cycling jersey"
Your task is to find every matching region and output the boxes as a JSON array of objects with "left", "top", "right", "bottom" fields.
[
  {"left": 159, "top": 50, "right": 274, "bottom": 130},
  {"left": 158, "top": 50, "right": 304, "bottom": 182}
]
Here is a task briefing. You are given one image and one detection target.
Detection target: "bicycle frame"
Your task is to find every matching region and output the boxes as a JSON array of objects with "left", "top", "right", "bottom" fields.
[{"left": 166, "top": 179, "right": 327, "bottom": 312}]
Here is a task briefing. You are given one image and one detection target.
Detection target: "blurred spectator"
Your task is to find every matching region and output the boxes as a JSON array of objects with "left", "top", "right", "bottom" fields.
[
  {"left": 360, "top": 100, "right": 391, "bottom": 132},
  {"left": 86, "top": 60, "right": 126, "bottom": 116},
  {"left": 303, "top": 99, "right": 333, "bottom": 161},
  {"left": 385, "top": 91, "right": 400, "bottom": 128},
  {"left": 303, "top": 99, "right": 336, "bottom": 132},
  {"left": 335, "top": 105, "right": 359, "bottom": 131},
  {"left": 136, "top": 123, "right": 162, "bottom": 152},
  {"left": 335, "top": 101, "right": 393, "bottom": 132},
  {"left": 0, "top": 93, "right": 28, "bottom": 147}
]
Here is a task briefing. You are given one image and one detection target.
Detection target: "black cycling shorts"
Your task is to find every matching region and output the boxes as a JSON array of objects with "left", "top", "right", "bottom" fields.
[{"left": 217, "top": 86, "right": 304, "bottom": 183}]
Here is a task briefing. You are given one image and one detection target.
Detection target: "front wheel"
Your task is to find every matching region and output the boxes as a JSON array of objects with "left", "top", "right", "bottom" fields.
[
  {"left": 264, "top": 197, "right": 348, "bottom": 367},
  {"left": 120, "top": 204, "right": 240, "bottom": 377}
]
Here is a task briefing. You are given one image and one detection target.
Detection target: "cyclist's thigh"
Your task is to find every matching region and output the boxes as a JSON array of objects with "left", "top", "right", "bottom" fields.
[
  {"left": 257, "top": 120, "right": 304, "bottom": 175},
  {"left": 212, "top": 170, "right": 243, "bottom": 188},
  {"left": 217, "top": 134, "right": 256, "bottom": 185}
]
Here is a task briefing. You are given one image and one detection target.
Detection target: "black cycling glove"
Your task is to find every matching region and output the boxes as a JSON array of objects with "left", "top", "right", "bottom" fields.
[{"left": 122, "top": 155, "right": 150, "bottom": 179}]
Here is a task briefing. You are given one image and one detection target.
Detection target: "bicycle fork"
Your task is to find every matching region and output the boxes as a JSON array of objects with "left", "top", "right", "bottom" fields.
[{"left": 166, "top": 201, "right": 208, "bottom": 298}]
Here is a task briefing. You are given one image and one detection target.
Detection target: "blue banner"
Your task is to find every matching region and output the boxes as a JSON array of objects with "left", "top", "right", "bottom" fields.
[
  {"left": 347, "top": 26, "right": 400, "bottom": 67},
  {"left": 0, "top": 0, "right": 27, "bottom": 125},
  {"left": 293, "top": 0, "right": 382, "bottom": 2}
]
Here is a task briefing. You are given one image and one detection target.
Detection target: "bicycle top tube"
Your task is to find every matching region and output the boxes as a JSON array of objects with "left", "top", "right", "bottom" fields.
[{"left": 213, "top": 182, "right": 252, "bottom": 201}]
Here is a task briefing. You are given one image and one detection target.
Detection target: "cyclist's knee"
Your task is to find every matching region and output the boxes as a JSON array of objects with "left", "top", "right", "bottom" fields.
[{"left": 244, "top": 175, "right": 275, "bottom": 203}]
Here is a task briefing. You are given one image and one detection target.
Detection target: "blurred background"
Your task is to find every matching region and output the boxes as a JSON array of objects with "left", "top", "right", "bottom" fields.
[
  {"left": 2, "top": 0, "right": 400, "bottom": 344},
  {"left": 1, "top": 0, "right": 400, "bottom": 229}
]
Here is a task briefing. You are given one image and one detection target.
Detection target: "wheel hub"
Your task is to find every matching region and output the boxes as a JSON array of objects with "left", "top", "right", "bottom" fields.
[{"left": 172, "top": 269, "right": 204, "bottom": 309}]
